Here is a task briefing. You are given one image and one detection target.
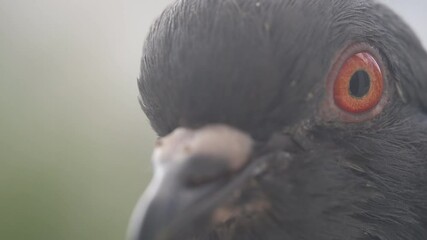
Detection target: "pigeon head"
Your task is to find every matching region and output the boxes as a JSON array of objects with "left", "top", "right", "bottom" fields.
[{"left": 129, "top": 0, "right": 427, "bottom": 239}]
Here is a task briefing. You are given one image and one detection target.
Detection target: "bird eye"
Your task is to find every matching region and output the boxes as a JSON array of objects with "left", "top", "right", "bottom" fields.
[
  {"left": 333, "top": 52, "right": 384, "bottom": 113},
  {"left": 322, "top": 44, "right": 389, "bottom": 123}
]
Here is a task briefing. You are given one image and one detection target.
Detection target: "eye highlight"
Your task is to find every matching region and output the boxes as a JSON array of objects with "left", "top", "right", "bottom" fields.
[{"left": 333, "top": 52, "right": 384, "bottom": 113}]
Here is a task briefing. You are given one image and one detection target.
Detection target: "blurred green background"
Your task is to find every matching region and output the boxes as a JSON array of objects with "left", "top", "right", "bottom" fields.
[{"left": 0, "top": 1, "right": 425, "bottom": 240}]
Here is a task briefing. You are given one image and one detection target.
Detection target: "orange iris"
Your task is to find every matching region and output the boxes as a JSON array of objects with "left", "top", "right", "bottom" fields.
[{"left": 333, "top": 52, "right": 384, "bottom": 113}]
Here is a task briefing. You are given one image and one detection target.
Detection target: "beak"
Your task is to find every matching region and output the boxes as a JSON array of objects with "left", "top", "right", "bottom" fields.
[{"left": 127, "top": 125, "right": 257, "bottom": 240}]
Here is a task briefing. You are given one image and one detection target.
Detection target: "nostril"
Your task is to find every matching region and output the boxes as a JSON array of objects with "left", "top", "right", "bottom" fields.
[{"left": 183, "top": 156, "right": 234, "bottom": 187}]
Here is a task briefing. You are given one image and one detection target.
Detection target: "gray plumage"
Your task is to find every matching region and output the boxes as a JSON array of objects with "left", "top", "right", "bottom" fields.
[{"left": 133, "top": 0, "right": 427, "bottom": 239}]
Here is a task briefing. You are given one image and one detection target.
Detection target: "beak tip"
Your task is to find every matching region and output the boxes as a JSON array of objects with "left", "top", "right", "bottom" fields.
[
  {"left": 127, "top": 125, "right": 255, "bottom": 240},
  {"left": 127, "top": 189, "right": 157, "bottom": 240}
]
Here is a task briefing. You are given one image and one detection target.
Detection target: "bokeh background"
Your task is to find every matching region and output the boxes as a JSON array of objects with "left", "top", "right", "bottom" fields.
[{"left": 0, "top": 1, "right": 426, "bottom": 239}]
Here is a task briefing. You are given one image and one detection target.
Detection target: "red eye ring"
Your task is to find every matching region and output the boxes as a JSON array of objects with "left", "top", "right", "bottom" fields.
[{"left": 333, "top": 52, "right": 384, "bottom": 113}]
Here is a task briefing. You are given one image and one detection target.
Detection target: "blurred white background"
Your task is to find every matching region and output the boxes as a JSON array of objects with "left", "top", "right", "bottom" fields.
[{"left": 0, "top": 0, "right": 425, "bottom": 239}]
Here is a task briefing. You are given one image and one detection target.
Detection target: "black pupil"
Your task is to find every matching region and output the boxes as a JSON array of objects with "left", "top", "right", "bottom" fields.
[{"left": 349, "top": 70, "right": 371, "bottom": 98}]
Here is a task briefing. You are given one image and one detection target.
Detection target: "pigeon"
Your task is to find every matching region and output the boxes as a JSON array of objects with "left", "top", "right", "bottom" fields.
[{"left": 128, "top": 0, "right": 427, "bottom": 239}]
